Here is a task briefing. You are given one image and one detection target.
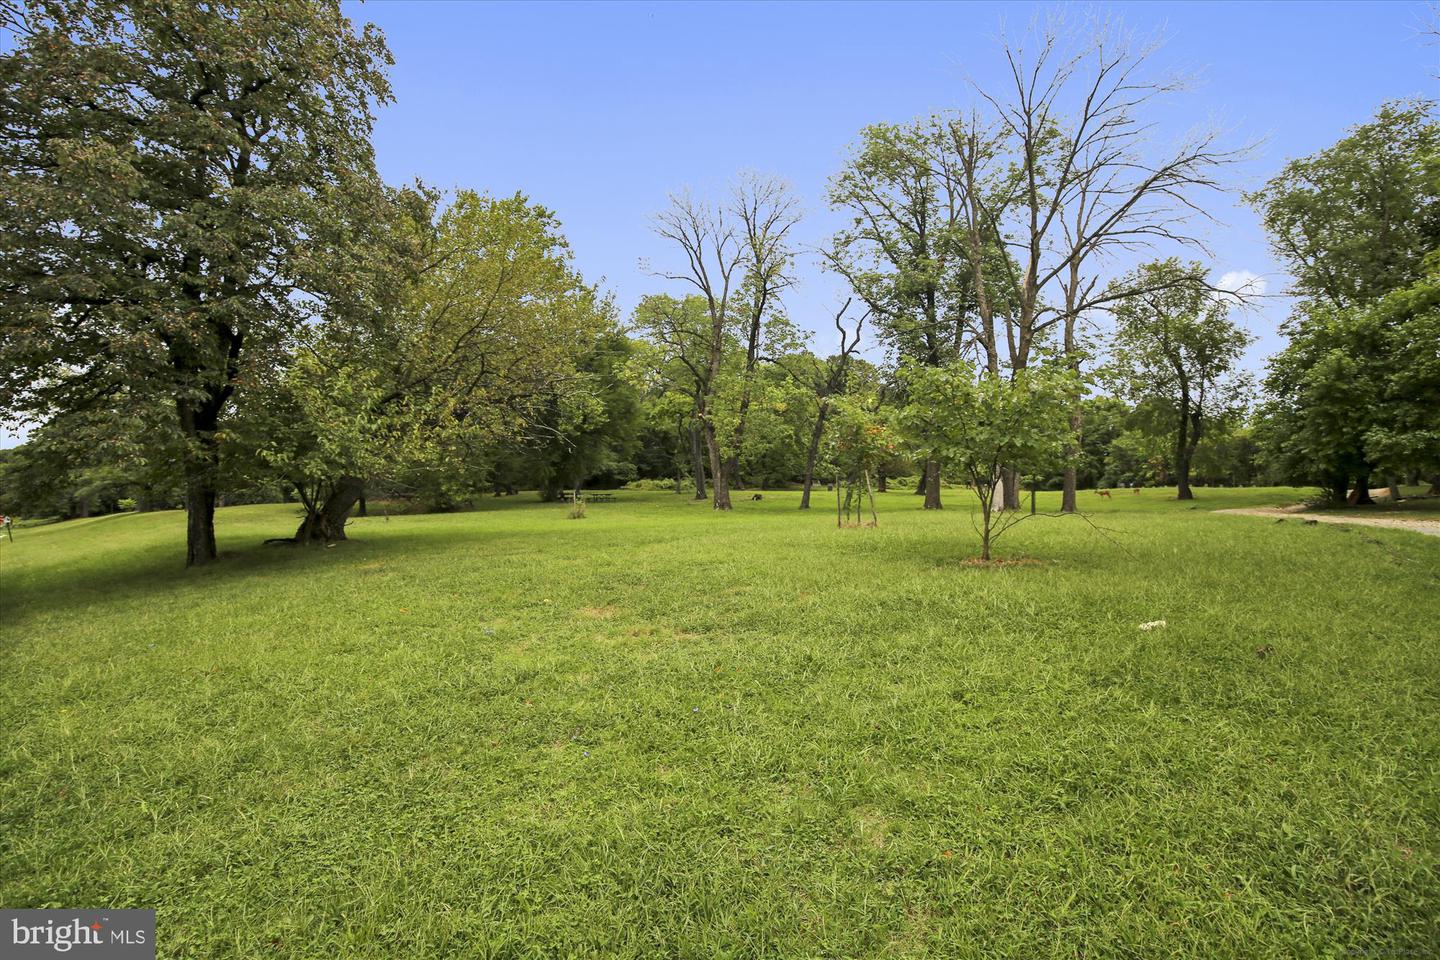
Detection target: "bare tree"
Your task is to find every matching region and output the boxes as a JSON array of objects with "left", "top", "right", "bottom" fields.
[
  {"left": 650, "top": 193, "right": 743, "bottom": 509},
  {"left": 649, "top": 177, "right": 799, "bottom": 510},
  {"left": 933, "top": 17, "right": 1248, "bottom": 509},
  {"left": 725, "top": 176, "right": 801, "bottom": 489}
]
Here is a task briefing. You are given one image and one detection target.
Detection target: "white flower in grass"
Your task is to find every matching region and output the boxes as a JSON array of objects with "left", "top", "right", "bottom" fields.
[{"left": 1138, "top": 620, "right": 1167, "bottom": 631}]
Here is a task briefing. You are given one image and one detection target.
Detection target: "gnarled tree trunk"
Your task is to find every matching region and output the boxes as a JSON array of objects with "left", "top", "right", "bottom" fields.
[{"left": 294, "top": 476, "right": 366, "bottom": 544}]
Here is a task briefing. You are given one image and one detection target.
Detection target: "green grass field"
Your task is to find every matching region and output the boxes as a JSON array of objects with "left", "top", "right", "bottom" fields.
[{"left": 2, "top": 488, "right": 1438, "bottom": 958}]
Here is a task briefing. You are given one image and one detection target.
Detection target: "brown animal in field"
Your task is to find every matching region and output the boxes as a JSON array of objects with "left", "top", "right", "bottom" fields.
[
  {"left": 1097, "top": 489, "right": 1112, "bottom": 499},
  {"left": 1133, "top": 487, "right": 1141, "bottom": 494}
]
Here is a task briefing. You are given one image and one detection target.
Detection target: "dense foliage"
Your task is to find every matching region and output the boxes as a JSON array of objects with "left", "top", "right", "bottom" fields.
[{"left": 0, "top": 9, "right": 1434, "bottom": 562}]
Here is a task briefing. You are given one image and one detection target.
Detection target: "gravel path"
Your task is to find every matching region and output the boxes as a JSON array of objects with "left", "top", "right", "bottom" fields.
[{"left": 1216, "top": 507, "right": 1440, "bottom": 537}]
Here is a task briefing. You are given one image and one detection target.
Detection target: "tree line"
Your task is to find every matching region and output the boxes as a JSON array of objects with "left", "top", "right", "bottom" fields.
[{"left": 1, "top": 2, "right": 1435, "bottom": 565}]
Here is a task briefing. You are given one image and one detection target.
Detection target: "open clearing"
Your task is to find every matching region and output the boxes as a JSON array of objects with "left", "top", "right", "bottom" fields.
[{"left": 2, "top": 488, "right": 1438, "bottom": 958}]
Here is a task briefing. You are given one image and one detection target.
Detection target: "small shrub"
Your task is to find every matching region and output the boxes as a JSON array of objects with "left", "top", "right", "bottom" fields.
[
  {"left": 567, "top": 499, "right": 587, "bottom": 519},
  {"left": 624, "top": 478, "right": 682, "bottom": 491},
  {"left": 117, "top": 498, "right": 138, "bottom": 512}
]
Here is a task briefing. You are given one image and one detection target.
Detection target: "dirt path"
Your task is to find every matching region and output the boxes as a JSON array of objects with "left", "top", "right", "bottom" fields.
[{"left": 1216, "top": 507, "right": 1440, "bottom": 537}]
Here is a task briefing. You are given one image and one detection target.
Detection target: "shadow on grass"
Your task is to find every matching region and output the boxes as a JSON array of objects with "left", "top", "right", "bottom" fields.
[{"left": 0, "top": 521, "right": 549, "bottom": 630}]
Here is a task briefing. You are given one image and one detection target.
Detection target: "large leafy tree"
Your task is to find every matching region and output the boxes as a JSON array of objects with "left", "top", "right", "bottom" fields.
[
  {"left": 1362, "top": 275, "right": 1440, "bottom": 487},
  {"left": 825, "top": 121, "right": 985, "bottom": 509},
  {"left": 1260, "top": 270, "right": 1440, "bottom": 502},
  {"left": 1250, "top": 100, "right": 1439, "bottom": 310},
  {"left": 263, "top": 190, "right": 613, "bottom": 540},
  {"left": 627, "top": 317, "right": 715, "bottom": 498},
  {"left": 524, "top": 331, "right": 643, "bottom": 500},
  {"left": 630, "top": 294, "right": 721, "bottom": 499},
  {"left": 1106, "top": 260, "right": 1253, "bottom": 500},
  {"left": 0, "top": 0, "right": 392, "bottom": 565},
  {"left": 1250, "top": 100, "right": 1440, "bottom": 500}
]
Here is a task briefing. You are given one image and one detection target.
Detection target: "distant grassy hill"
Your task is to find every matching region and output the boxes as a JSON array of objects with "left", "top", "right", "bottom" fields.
[{"left": 2, "top": 488, "right": 1437, "bottom": 958}]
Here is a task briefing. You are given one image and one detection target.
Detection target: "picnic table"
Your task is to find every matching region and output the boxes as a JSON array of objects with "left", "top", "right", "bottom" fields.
[{"left": 562, "top": 491, "right": 617, "bottom": 503}]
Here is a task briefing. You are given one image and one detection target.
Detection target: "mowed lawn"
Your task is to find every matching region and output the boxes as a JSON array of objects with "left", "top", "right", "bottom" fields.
[{"left": 2, "top": 488, "right": 1437, "bottom": 959}]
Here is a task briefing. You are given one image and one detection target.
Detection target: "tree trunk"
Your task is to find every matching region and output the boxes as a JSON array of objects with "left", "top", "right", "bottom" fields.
[
  {"left": 877, "top": 471, "right": 887, "bottom": 493},
  {"left": 294, "top": 476, "right": 366, "bottom": 544},
  {"left": 924, "top": 460, "right": 942, "bottom": 510},
  {"left": 1061, "top": 404, "right": 1083, "bottom": 513},
  {"left": 184, "top": 474, "right": 218, "bottom": 566},
  {"left": 175, "top": 384, "right": 229, "bottom": 566},
  {"left": 689, "top": 422, "right": 708, "bottom": 500},
  {"left": 1175, "top": 398, "right": 1194, "bottom": 501},
  {"left": 1059, "top": 291, "right": 1083, "bottom": 515},
  {"left": 1001, "top": 467, "right": 1020, "bottom": 511},
  {"left": 1061, "top": 467, "right": 1078, "bottom": 513},
  {"left": 702, "top": 420, "right": 731, "bottom": 511},
  {"left": 1387, "top": 478, "right": 1402, "bottom": 502},
  {"left": 1347, "top": 475, "right": 1375, "bottom": 506},
  {"left": 179, "top": 418, "right": 221, "bottom": 566},
  {"left": 979, "top": 488, "right": 993, "bottom": 561},
  {"left": 1176, "top": 453, "right": 1194, "bottom": 500},
  {"left": 799, "top": 402, "right": 831, "bottom": 510}
]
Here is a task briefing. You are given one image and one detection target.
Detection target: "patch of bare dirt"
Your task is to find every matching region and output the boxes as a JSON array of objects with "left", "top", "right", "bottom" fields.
[{"left": 577, "top": 605, "right": 619, "bottom": 619}]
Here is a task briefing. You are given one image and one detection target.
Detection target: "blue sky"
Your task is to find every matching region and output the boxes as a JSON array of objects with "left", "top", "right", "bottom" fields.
[
  {"left": 351, "top": 0, "right": 1438, "bottom": 364},
  {"left": 2, "top": 1, "right": 1436, "bottom": 447}
]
